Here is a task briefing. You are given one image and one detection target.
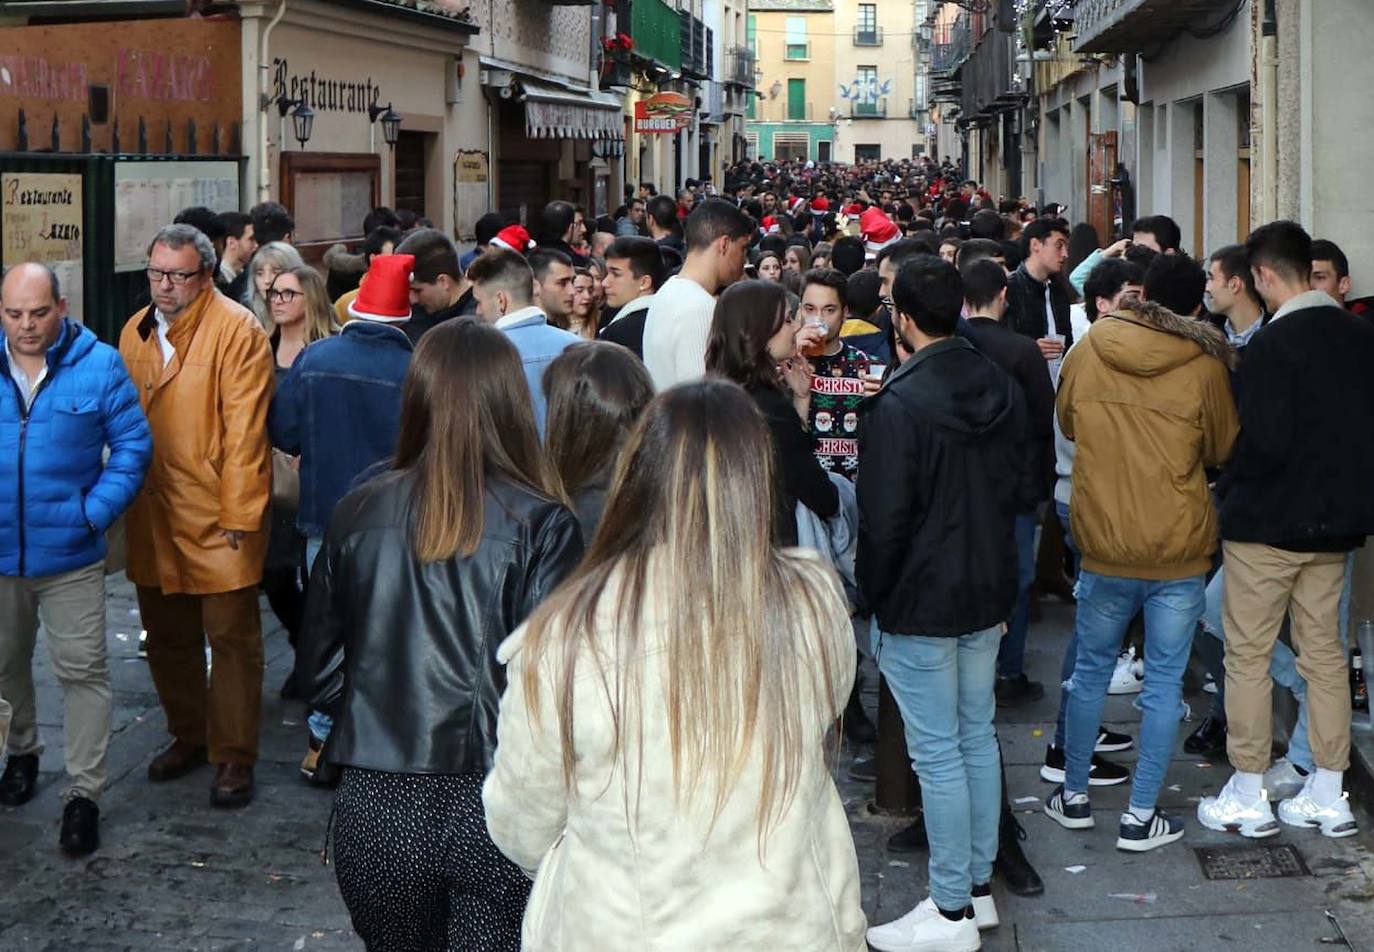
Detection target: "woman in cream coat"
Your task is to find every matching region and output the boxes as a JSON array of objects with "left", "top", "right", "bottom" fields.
[{"left": 484, "top": 378, "right": 866, "bottom": 951}]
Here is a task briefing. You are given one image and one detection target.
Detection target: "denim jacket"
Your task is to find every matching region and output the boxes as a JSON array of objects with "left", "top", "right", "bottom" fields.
[
  {"left": 269, "top": 320, "right": 412, "bottom": 535},
  {"left": 497, "top": 308, "right": 581, "bottom": 437}
]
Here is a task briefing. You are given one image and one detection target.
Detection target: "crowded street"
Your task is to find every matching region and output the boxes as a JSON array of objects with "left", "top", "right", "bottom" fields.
[
  {"left": 2, "top": 580, "right": 1374, "bottom": 949},
  {"left": 4, "top": 1, "right": 1374, "bottom": 950}
]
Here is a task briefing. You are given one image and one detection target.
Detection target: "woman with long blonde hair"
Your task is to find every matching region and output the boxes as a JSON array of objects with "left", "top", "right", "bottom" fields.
[
  {"left": 300, "top": 319, "right": 584, "bottom": 950},
  {"left": 484, "top": 379, "right": 866, "bottom": 950}
]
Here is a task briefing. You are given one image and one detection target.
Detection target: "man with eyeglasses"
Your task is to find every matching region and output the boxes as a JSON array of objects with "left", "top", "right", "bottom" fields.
[{"left": 117, "top": 223, "right": 274, "bottom": 810}]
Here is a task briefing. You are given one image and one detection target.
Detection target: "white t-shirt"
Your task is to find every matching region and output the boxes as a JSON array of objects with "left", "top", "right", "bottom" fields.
[{"left": 642, "top": 275, "right": 716, "bottom": 390}]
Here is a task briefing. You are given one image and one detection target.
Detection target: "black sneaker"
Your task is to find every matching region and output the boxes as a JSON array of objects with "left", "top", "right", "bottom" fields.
[
  {"left": 995, "top": 674, "right": 1045, "bottom": 707},
  {"left": 1095, "top": 727, "right": 1134, "bottom": 753},
  {"left": 1183, "top": 716, "right": 1227, "bottom": 758},
  {"left": 1040, "top": 744, "right": 1130, "bottom": 786},
  {"left": 0, "top": 753, "right": 39, "bottom": 807},
  {"left": 886, "top": 813, "right": 928, "bottom": 853},
  {"left": 1044, "top": 785, "right": 1094, "bottom": 829},
  {"left": 59, "top": 796, "right": 100, "bottom": 856},
  {"left": 1116, "top": 809, "right": 1185, "bottom": 852}
]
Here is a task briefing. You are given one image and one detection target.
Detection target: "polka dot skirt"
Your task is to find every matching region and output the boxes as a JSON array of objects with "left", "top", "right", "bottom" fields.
[{"left": 332, "top": 768, "right": 531, "bottom": 951}]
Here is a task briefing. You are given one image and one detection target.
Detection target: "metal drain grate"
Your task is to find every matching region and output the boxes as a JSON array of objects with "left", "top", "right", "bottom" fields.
[{"left": 1194, "top": 843, "right": 1311, "bottom": 880}]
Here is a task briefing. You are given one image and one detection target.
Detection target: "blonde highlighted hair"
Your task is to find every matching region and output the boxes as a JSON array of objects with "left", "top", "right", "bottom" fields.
[{"left": 519, "top": 379, "right": 844, "bottom": 846}]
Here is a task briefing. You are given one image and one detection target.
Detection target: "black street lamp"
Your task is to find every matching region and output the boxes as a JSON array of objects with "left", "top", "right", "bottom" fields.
[
  {"left": 290, "top": 102, "right": 314, "bottom": 149},
  {"left": 369, "top": 102, "right": 402, "bottom": 147},
  {"left": 274, "top": 94, "right": 314, "bottom": 149}
]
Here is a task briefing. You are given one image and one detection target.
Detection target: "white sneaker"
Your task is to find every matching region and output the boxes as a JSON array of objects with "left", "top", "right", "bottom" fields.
[
  {"left": 866, "top": 896, "right": 981, "bottom": 952},
  {"left": 972, "top": 893, "right": 999, "bottom": 931},
  {"left": 1196, "top": 775, "right": 1280, "bottom": 838},
  {"left": 1262, "top": 758, "right": 1309, "bottom": 802},
  {"left": 1278, "top": 779, "right": 1359, "bottom": 838},
  {"left": 1107, "top": 649, "right": 1143, "bottom": 695}
]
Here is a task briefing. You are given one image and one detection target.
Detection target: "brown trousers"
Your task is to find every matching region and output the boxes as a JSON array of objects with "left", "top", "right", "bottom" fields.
[
  {"left": 136, "top": 585, "right": 263, "bottom": 765},
  {"left": 1221, "top": 541, "right": 1350, "bottom": 774}
]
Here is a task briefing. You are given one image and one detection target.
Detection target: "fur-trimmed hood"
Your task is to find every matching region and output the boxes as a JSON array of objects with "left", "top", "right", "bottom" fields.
[{"left": 1091, "top": 298, "right": 1239, "bottom": 376}]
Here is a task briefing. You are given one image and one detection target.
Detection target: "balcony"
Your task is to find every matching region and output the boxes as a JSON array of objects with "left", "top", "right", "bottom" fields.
[
  {"left": 931, "top": 11, "right": 971, "bottom": 73},
  {"left": 622, "top": 0, "right": 682, "bottom": 72},
  {"left": 726, "top": 46, "right": 756, "bottom": 88},
  {"left": 776, "top": 101, "right": 815, "bottom": 121},
  {"left": 784, "top": 41, "right": 811, "bottom": 61},
  {"left": 961, "top": 16, "right": 1023, "bottom": 122},
  {"left": 852, "top": 25, "right": 883, "bottom": 46},
  {"left": 1074, "top": 0, "right": 1238, "bottom": 54},
  {"left": 679, "top": 11, "right": 709, "bottom": 79},
  {"left": 851, "top": 97, "right": 887, "bottom": 118}
]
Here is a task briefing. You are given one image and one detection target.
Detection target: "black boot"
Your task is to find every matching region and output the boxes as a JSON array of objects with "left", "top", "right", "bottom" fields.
[
  {"left": 886, "top": 811, "right": 928, "bottom": 853},
  {"left": 0, "top": 753, "right": 39, "bottom": 807},
  {"left": 59, "top": 796, "right": 100, "bottom": 856},
  {"left": 995, "top": 805, "right": 1044, "bottom": 896},
  {"left": 843, "top": 680, "right": 877, "bottom": 746}
]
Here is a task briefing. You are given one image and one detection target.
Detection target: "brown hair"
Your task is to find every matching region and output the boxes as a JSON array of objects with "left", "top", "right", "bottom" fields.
[
  {"left": 393, "top": 319, "right": 565, "bottom": 561},
  {"left": 704, "top": 279, "right": 789, "bottom": 393},
  {"left": 520, "top": 379, "right": 844, "bottom": 845},
  {"left": 543, "top": 342, "right": 654, "bottom": 496}
]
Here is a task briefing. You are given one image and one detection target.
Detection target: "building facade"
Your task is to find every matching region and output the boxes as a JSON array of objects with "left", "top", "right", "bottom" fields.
[{"left": 747, "top": 0, "right": 929, "bottom": 162}]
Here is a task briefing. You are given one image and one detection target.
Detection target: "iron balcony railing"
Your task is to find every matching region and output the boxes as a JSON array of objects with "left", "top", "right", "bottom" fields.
[
  {"left": 853, "top": 25, "right": 883, "bottom": 46},
  {"left": 851, "top": 97, "right": 887, "bottom": 118},
  {"left": 726, "top": 46, "right": 757, "bottom": 87}
]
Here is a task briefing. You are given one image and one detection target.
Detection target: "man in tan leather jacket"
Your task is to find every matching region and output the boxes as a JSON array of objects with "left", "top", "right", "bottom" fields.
[{"left": 118, "top": 223, "right": 274, "bottom": 809}]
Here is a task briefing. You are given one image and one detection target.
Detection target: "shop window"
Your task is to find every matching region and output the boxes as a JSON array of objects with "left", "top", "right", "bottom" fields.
[{"left": 855, "top": 144, "right": 881, "bottom": 162}]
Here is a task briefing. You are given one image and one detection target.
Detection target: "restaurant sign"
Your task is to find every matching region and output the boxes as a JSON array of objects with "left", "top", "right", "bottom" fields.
[{"left": 633, "top": 92, "right": 692, "bottom": 134}]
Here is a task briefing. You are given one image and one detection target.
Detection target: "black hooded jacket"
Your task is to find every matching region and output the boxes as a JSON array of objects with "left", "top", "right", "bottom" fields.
[{"left": 856, "top": 337, "right": 1036, "bottom": 636}]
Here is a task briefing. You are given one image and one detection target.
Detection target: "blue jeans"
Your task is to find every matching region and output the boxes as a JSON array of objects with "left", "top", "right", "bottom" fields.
[
  {"left": 997, "top": 512, "right": 1039, "bottom": 679},
  {"left": 304, "top": 536, "right": 332, "bottom": 744},
  {"left": 1052, "top": 501, "right": 1078, "bottom": 749},
  {"left": 1065, "top": 571, "right": 1204, "bottom": 813},
  {"left": 1200, "top": 554, "right": 1354, "bottom": 772},
  {"left": 873, "top": 621, "right": 1001, "bottom": 912}
]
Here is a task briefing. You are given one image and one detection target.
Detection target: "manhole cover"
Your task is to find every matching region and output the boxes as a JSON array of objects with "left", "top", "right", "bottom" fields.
[{"left": 1194, "top": 843, "right": 1310, "bottom": 880}]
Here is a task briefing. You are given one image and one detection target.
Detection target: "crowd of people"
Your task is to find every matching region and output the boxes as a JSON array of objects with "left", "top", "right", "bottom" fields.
[{"left": 3, "top": 154, "right": 1374, "bottom": 951}]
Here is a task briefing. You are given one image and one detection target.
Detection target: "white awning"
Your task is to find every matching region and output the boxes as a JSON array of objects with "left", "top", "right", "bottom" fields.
[{"left": 520, "top": 79, "right": 624, "bottom": 140}]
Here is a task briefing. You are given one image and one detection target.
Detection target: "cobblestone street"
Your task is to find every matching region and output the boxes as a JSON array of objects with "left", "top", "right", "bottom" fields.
[{"left": 3, "top": 577, "right": 1374, "bottom": 950}]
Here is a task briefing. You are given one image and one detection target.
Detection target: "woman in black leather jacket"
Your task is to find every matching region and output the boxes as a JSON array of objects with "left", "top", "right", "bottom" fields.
[{"left": 299, "top": 318, "right": 584, "bottom": 951}]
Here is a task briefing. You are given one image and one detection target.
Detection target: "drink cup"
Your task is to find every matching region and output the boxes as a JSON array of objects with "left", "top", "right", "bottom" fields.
[
  {"left": 864, "top": 361, "right": 888, "bottom": 382},
  {"left": 801, "top": 318, "right": 828, "bottom": 357}
]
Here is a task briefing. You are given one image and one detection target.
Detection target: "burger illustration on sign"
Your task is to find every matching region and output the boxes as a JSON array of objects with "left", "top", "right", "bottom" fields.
[{"left": 634, "top": 92, "right": 694, "bottom": 134}]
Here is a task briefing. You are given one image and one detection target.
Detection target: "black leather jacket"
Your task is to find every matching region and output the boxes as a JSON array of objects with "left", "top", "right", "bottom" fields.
[{"left": 300, "top": 469, "right": 584, "bottom": 775}]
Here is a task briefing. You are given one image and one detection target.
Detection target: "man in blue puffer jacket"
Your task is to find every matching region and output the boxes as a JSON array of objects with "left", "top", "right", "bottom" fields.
[{"left": 0, "top": 262, "right": 152, "bottom": 856}]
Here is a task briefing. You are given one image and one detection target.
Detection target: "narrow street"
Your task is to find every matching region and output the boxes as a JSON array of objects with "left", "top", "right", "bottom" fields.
[{"left": 2, "top": 579, "right": 1373, "bottom": 950}]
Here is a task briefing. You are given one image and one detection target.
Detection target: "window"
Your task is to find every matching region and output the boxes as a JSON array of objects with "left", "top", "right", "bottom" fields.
[
  {"left": 818, "top": 140, "right": 832, "bottom": 163},
  {"left": 774, "top": 133, "right": 810, "bottom": 162},
  {"left": 787, "top": 78, "right": 807, "bottom": 120},
  {"left": 747, "top": 13, "right": 757, "bottom": 54},
  {"left": 747, "top": 87, "right": 757, "bottom": 119},
  {"left": 854, "top": 66, "right": 881, "bottom": 116},
  {"left": 855, "top": 4, "right": 880, "bottom": 45},
  {"left": 785, "top": 17, "right": 809, "bottom": 60},
  {"left": 855, "top": 144, "right": 882, "bottom": 162}
]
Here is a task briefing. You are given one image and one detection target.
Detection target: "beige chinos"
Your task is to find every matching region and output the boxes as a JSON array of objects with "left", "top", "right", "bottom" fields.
[{"left": 0, "top": 560, "right": 111, "bottom": 800}]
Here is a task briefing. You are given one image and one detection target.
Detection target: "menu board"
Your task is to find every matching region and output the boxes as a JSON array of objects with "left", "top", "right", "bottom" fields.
[
  {"left": 113, "top": 161, "right": 240, "bottom": 272},
  {"left": 1, "top": 172, "right": 85, "bottom": 319},
  {"left": 292, "top": 170, "right": 374, "bottom": 245},
  {"left": 453, "top": 150, "right": 489, "bottom": 242}
]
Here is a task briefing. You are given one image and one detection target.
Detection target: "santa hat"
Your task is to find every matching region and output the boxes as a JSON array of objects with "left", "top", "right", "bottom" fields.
[
  {"left": 788, "top": 196, "right": 806, "bottom": 215},
  {"left": 348, "top": 254, "right": 416, "bottom": 322},
  {"left": 761, "top": 215, "right": 780, "bottom": 235},
  {"left": 490, "top": 225, "right": 535, "bottom": 255},
  {"left": 860, "top": 208, "right": 900, "bottom": 258},
  {"left": 809, "top": 195, "right": 830, "bottom": 212}
]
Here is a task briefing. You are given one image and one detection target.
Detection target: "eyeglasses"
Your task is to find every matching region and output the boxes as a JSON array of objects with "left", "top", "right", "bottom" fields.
[
  {"left": 146, "top": 267, "right": 203, "bottom": 286},
  {"left": 267, "top": 289, "right": 303, "bottom": 304}
]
